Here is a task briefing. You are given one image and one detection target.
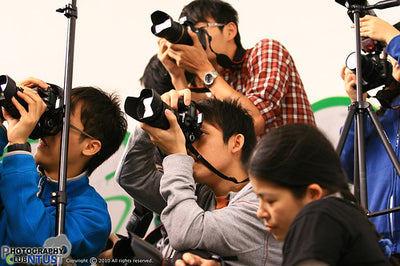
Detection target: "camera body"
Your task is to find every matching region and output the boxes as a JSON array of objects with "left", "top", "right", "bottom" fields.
[
  {"left": 125, "top": 88, "right": 203, "bottom": 144},
  {"left": 151, "top": 10, "right": 208, "bottom": 50},
  {"left": 345, "top": 37, "right": 393, "bottom": 92},
  {"left": 0, "top": 75, "right": 64, "bottom": 139}
]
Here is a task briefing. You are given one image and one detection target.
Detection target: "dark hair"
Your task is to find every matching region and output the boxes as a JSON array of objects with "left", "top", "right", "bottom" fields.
[
  {"left": 71, "top": 86, "right": 127, "bottom": 175},
  {"left": 179, "top": 0, "right": 242, "bottom": 48},
  {"left": 140, "top": 54, "right": 197, "bottom": 94},
  {"left": 140, "top": 54, "right": 174, "bottom": 95},
  {"left": 195, "top": 98, "right": 256, "bottom": 166},
  {"left": 249, "top": 123, "right": 355, "bottom": 201}
]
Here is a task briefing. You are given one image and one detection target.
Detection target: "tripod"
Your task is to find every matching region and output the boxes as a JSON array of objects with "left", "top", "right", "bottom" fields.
[{"left": 336, "top": 0, "right": 400, "bottom": 217}]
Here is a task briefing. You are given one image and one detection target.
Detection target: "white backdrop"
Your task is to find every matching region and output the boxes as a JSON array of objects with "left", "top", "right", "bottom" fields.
[{"left": 1, "top": 0, "right": 399, "bottom": 234}]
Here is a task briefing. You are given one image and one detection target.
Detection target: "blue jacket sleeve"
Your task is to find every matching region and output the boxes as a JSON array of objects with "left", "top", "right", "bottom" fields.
[
  {"left": 0, "top": 153, "right": 111, "bottom": 261},
  {"left": 386, "top": 35, "right": 400, "bottom": 63}
]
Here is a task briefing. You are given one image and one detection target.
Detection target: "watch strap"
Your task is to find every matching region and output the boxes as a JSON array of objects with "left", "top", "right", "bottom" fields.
[{"left": 7, "top": 143, "right": 32, "bottom": 153}]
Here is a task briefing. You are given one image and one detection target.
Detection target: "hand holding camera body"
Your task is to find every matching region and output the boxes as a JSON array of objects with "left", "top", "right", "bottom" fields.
[{"left": 0, "top": 75, "right": 64, "bottom": 139}]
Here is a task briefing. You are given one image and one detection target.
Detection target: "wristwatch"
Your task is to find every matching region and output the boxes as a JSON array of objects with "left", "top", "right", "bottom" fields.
[
  {"left": 203, "top": 70, "right": 219, "bottom": 88},
  {"left": 7, "top": 143, "right": 31, "bottom": 153}
]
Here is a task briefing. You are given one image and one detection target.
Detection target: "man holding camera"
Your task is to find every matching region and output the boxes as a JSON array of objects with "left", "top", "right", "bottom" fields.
[
  {"left": 340, "top": 16, "right": 400, "bottom": 259},
  {"left": 116, "top": 89, "right": 282, "bottom": 265},
  {"left": 156, "top": 0, "right": 315, "bottom": 137},
  {"left": 0, "top": 77, "right": 127, "bottom": 264}
]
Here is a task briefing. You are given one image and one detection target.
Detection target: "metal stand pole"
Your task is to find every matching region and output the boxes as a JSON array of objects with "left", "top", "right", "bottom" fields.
[{"left": 52, "top": 2, "right": 77, "bottom": 264}]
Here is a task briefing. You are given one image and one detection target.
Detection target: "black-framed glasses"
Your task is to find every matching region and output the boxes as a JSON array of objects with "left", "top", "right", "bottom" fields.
[{"left": 70, "top": 124, "right": 96, "bottom": 140}]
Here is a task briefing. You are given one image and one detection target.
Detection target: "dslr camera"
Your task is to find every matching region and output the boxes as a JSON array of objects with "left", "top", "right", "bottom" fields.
[
  {"left": 150, "top": 10, "right": 208, "bottom": 50},
  {"left": 0, "top": 75, "right": 64, "bottom": 139},
  {"left": 124, "top": 88, "right": 203, "bottom": 144},
  {"left": 345, "top": 38, "right": 393, "bottom": 92},
  {"left": 340, "top": 0, "right": 394, "bottom": 92}
]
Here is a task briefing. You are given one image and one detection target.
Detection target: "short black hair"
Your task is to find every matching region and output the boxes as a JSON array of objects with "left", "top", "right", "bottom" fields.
[
  {"left": 71, "top": 86, "right": 127, "bottom": 175},
  {"left": 179, "top": 0, "right": 242, "bottom": 47},
  {"left": 140, "top": 54, "right": 174, "bottom": 95},
  {"left": 196, "top": 98, "right": 256, "bottom": 167}
]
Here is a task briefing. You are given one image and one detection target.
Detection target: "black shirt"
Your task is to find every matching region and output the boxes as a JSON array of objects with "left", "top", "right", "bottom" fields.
[{"left": 283, "top": 197, "right": 390, "bottom": 266}]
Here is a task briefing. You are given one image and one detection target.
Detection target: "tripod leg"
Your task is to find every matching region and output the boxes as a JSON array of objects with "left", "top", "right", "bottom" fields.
[
  {"left": 356, "top": 109, "right": 368, "bottom": 209},
  {"left": 353, "top": 118, "right": 360, "bottom": 202},
  {"left": 336, "top": 102, "right": 357, "bottom": 155},
  {"left": 367, "top": 104, "right": 400, "bottom": 176}
]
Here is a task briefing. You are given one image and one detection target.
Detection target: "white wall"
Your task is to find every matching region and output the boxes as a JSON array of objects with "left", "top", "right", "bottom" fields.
[{"left": 1, "top": 0, "right": 399, "bottom": 234}]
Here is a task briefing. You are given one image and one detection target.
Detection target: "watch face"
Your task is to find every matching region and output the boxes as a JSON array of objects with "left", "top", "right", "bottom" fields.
[
  {"left": 204, "top": 71, "right": 218, "bottom": 87},
  {"left": 205, "top": 73, "right": 213, "bottom": 85}
]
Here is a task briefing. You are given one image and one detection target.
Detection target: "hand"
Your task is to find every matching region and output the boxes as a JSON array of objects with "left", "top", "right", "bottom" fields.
[
  {"left": 357, "top": 15, "right": 400, "bottom": 44},
  {"left": 175, "top": 253, "right": 221, "bottom": 266},
  {"left": 158, "top": 38, "right": 187, "bottom": 87},
  {"left": 165, "top": 29, "right": 214, "bottom": 77},
  {"left": 3, "top": 79, "right": 47, "bottom": 144},
  {"left": 340, "top": 66, "right": 367, "bottom": 102},
  {"left": 141, "top": 109, "right": 187, "bottom": 155},
  {"left": 141, "top": 89, "right": 192, "bottom": 155},
  {"left": 98, "top": 233, "right": 120, "bottom": 260},
  {"left": 161, "top": 89, "right": 192, "bottom": 110}
]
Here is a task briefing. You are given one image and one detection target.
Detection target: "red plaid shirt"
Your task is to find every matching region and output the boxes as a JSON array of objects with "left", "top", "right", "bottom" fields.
[{"left": 220, "top": 39, "right": 315, "bottom": 133}]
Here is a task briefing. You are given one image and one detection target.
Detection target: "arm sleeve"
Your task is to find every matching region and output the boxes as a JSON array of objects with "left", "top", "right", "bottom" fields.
[
  {"left": 115, "top": 125, "right": 166, "bottom": 214},
  {"left": 386, "top": 35, "right": 400, "bottom": 63},
  {"left": 245, "top": 40, "right": 290, "bottom": 125},
  {"left": 0, "top": 154, "right": 111, "bottom": 259},
  {"left": 160, "top": 154, "right": 267, "bottom": 257}
]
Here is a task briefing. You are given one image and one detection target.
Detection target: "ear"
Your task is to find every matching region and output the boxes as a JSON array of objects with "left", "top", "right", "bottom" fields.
[
  {"left": 224, "top": 21, "right": 237, "bottom": 41},
  {"left": 304, "top": 183, "right": 324, "bottom": 202},
  {"left": 229, "top": 133, "right": 244, "bottom": 155},
  {"left": 82, "top": 139, "right": 102, "bottom": 157}
]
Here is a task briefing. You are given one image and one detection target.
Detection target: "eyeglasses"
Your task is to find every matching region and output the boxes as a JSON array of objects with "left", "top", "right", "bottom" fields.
[
  {"left": 70, "top": 124, "right": 96, "bottom": 140},
  {"left": 206, "top": 22, "right": 225, "bottom": 28},
  {"left": 197, "top": 22, "right": 225, "bottom": 29}
]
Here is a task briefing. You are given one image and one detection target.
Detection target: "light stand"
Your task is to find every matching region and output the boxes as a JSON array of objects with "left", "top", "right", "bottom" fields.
[
  {"left": 52, "top": 1, "right": 77, "bottom": 263},
  {"left": 336, "top": 0, "right": 400, "bottom": 217}
]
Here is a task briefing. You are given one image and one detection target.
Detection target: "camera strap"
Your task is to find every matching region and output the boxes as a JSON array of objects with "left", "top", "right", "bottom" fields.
[
  {"left": 207, "top": 34, "right": 246, "bottom": 69},
  {"left": 186, "top": 143, "right": 249, "bottom": 184}
]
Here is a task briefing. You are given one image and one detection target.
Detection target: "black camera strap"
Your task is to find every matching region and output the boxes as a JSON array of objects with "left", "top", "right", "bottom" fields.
[
  {"left": 186, "top": 143, "right": 249, "bottom": 184},
  {"left": 206, "top": 33, "right": 246, "bottom": 69}
]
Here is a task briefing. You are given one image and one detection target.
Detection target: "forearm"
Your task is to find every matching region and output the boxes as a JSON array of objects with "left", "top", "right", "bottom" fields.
[
  {"left": 205, "top": 76, "right": 265, "bottom": 135},
  {"left": 116, "top": 125, "right": 166, "bottom": 214}
]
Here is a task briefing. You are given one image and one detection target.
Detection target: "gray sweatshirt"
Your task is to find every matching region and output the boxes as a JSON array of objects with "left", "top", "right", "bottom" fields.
[{"left": 116, "top": 125, "right": 283, "bottom": 265}]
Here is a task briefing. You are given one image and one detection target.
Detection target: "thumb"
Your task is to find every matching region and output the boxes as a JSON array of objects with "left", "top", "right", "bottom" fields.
[
  {"left": 187, "top": 28, "right": 203, "bottom": 48},
  {"left": 165, "top": 109, "right": 178, "bottom": 127}
]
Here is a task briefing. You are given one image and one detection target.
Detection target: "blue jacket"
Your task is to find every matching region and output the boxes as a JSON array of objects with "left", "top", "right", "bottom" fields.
[
  {"left": 386, "top": 34, "right": 400, "bottom": 63},
  {"left": 0, "top": 127, "right": 111, "bottom": 265},
  {"left": 341, "top": 33, "right": 400, "bottom": 254}
]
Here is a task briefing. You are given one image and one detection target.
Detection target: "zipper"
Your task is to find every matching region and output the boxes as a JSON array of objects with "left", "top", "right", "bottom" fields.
[{"left": 392, "top": 122, "right": 400, "bottom": 239}]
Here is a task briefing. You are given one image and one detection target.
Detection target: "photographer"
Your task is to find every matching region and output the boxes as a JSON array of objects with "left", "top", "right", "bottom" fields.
[
  {"left": 156, "top": 0, "right": 315, "bottom": 137},
  {"left": 0, "top": 77, "right": 127, "bottom": 264},
  {"left": 340, "top": 16, "right": 400, "bottom": 258},
  {"left": 116, "top": 90, "right": 283, "bottom": 265}
]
